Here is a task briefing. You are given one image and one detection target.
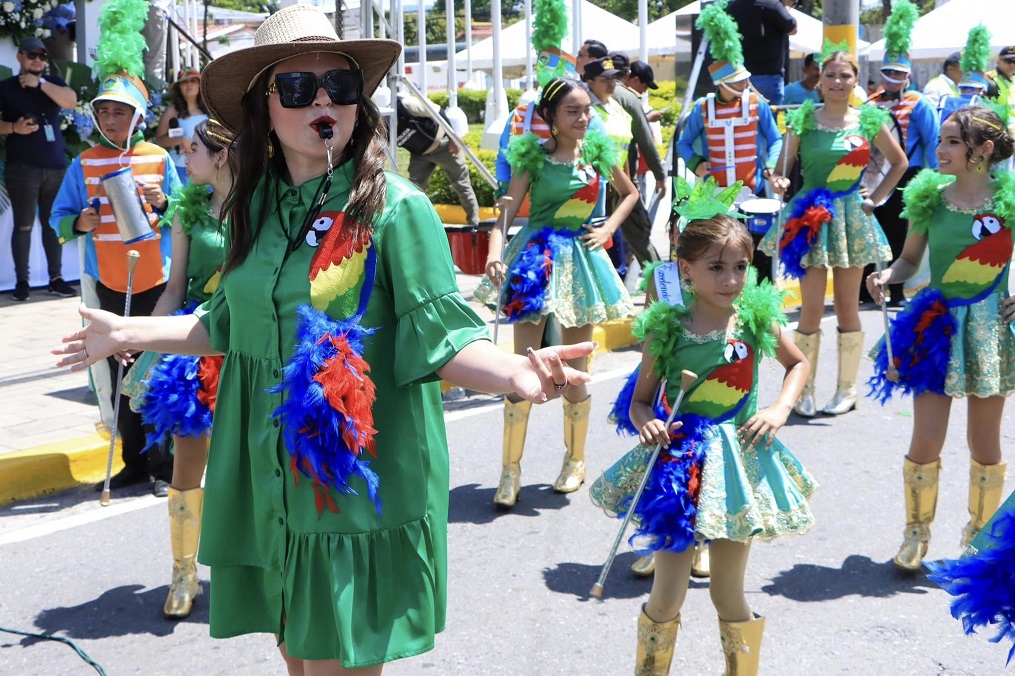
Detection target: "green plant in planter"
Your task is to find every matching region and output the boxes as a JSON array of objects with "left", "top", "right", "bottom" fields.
[{"left": 425, "top": 148, "right": 498, "bottom": 207}]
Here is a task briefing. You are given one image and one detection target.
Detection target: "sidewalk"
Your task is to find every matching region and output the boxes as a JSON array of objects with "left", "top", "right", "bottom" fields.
[{"left": 0, "top": 272, "right": 643, "bottom": 505}]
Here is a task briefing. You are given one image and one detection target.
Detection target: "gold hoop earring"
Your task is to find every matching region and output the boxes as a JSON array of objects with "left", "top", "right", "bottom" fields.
[
  {"left": 267, "top": 135, "right": 274, "bottom": 158},
  {"left": 551, "top": 125, "right": 559, "bottom": 135},
  {"left": 977, "top": 157, "right": 987, "bottom": 174}
]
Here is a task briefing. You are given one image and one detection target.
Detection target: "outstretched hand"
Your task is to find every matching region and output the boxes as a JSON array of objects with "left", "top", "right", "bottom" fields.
[
  {"left": 52, "top": 305, "right": 127, "bottom": 372},
  {"left": 511, "top": 343, "right": 597, "bottom": 403}
]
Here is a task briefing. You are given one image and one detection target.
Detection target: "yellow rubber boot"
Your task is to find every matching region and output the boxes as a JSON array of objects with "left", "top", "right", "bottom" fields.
[
  {"left": 636, "top": 605, "right": 679, "bottom": 675},
  {"left": 894, "top": 458, "right": 940, "bottom": 571},
  {"left": 961, "top": 460, "right": 1007, "bottom": 549},
  {"left": 792, "top": 331, "right": 820, "bottom": 417},
  {"left": 164, "top": 487, "right": 204, "bottom": 619},
  {"left": 554, "top": 396, "right": 590, "bottom": 493},
  {"left": 822, "top": 330, "right": 864, "bottom": 415},
  {"left": 719, "top": 614, "right": 765, "bottom": 676},
  {"left": 494, "top": 398, "right": 531, "bottom": 508}
]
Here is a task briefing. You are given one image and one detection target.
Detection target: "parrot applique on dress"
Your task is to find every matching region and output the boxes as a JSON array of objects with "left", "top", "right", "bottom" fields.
[
  {"left": 552, "top": 167, "right": 600, "bottom": 230},
  {"left": 940, "top": 213, "right": 1013, "bottom": 302},
  {"left": 826, "top": 134, "right": 871, "bottom": 195},
  {"left": 684, "top": 339, "right": 755, "bottom": 423}
]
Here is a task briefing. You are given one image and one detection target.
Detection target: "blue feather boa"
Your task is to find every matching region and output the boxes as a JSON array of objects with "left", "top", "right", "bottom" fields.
[
  {"left": 779, "top": 188, "right": 836, "bottom": 279},
  {"left": 140, "top": 353, "right": 214, "bottom": 452},
  {"left": 867, "top": 288, "right": 956, "bottom": 402},
  {"left": 927, "top": 508, "right": 1015, "bottom": 665},
  {"left": 608, "top": 365, "right": 641, "bottom": 436},
  {"left": 627, "top": 414, "right": 711, "bottom": 554},
  {"left": 268, "top": 304, "right": 381, "bottom": 514},
  {"left": 502, "top": 226, "right": 581, "bottom": 323}
]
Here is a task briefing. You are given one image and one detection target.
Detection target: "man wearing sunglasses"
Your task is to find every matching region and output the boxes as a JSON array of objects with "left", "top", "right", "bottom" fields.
[{"left": 0, "top": 37, "right": 78, "bottom": 301}]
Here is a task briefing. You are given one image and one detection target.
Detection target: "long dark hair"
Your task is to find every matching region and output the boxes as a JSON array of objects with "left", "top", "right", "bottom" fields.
[
  {"left": 221, "top": 67, "right": 389, "bottom": 273},
  {"left": 171, "top": 83, "right": 209, "bottom": 119}
]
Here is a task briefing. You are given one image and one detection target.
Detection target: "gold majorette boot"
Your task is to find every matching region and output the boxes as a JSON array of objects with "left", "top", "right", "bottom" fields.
[
  {"left": 894, "top": 458, "right": 940, "bottom": 571},
  {"left": 719, "top": 614, "right": 766, "bottom": 676},
  {"left": 636, "top": 605, "right": 680, "bottom": 676},
  {"left": 961, "top": 460, "right": 1007, "bottom": 549},
  {"left": 554, "top": 396, "right": 591, "bottom": 493},
  {"left": 822, "top": 330, "right": 864, "bottom": 415},
  {"left": 164, "top": 487, "right": 204, "bottom": 619},
  {"left": 494, "top": 398, "right": 531, "bottom": 508},
  {"left": 631, "top": 553, "right": 656, "bottom": 577},
  {"left": 691, "top": 543, "right": 711, "bottom": 579},
  {"left": 792, "top": 331, "right": 820, "bottom": 417}
]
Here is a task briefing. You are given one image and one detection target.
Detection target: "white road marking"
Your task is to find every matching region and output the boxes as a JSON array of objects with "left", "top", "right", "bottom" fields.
[{"left": 0, "top": 495, "right": 162, "bottom": 546}]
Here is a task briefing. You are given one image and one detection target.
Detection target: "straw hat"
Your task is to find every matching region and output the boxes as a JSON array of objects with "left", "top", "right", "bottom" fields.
[{"left": 202, "top": 4, "right": 401, "bottom": 131}]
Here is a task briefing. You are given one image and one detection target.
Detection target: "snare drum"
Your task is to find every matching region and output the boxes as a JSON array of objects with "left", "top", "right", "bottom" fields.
[{"left": 739, "top": 198, "right": 783, "bottom": 235}]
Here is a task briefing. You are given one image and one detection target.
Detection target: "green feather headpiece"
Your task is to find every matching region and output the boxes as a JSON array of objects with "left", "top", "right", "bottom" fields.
[
  {"left": 882, "top": 0, "right": 918, "bottom": 58},
  {"left": 820, "top": 38, "right": 850, "bottom": 65},
  {"left": 673, "top": 177, "right": 745, "bottom": 221},
  {"left": 961, "top": 24, "right": 991, "bottom": 75},
  {"left": 696, "top": 0, "right": 744, "bottom": 68},
  {"left": 93, "top": 0, "right": 150, "bottom": 82},
  {"left": 532, "top": 0, "right": 568, "bottom": 53}
]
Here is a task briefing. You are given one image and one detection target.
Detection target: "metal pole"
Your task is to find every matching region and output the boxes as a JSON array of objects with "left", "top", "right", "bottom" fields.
[
  {"left": 822, "top": 0, "right": 859, "bottom": 56},
  {"left": 524, "top": 0, "right": 533, "bottom": 90},
  {"left": 491, "top": 0, "right": 504, "bottom": 122},
  {"left": 464, "top": 0, "right": 473, "bottom": 83},
  {"left": 572, "top": 0, "right": 581, "bottom": 57},
  {"left": 446, "top": 0, "right": 457, "bottom": 106},
  {"left": 419, "top": 0, "right": 428, "bottom": 95},
  {"left": 638, "top": 0, "right": 648, "bottom": 63}
]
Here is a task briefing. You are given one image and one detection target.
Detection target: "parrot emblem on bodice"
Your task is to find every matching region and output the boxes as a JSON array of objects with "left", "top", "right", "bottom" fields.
[
  {"left": 826, "top": 134, "right": 871, "bottom": 195},
  {"left": 941, "top": 213, "right": 1013, "bottom": 302},
  {"left": 684, "top": 339, "right": 755, "bottom": 423},
  {"left": 308, "top": 212, "right": 374, "bottom": 317},
  {"left": 553, "top": 166, "right": 600, "bottom": 229}
]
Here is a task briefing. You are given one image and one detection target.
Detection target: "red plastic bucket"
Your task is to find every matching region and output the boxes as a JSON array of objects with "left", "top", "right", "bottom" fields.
[{"left": 444, "top": 223, "right": 493, "bottom": 275}]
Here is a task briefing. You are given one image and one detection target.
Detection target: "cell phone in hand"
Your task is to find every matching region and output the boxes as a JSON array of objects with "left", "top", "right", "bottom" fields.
[{"left": 23, "top": 115, "right": 37, "bottom": 126}]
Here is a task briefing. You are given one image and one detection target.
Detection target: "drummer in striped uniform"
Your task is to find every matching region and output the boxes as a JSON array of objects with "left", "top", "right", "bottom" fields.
[
  {"left": 676, "top": 1, "right": 782, "bottom": 280},
  {"left": 863, "top": 0, "right": 940, "bottom": 307},
  {"left": 50, "top": 65, "right": 181, "bottom": 493}
]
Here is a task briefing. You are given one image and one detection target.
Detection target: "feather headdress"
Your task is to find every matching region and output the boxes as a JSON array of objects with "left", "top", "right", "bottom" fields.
[
  {"left": 697, "top": 0, "right": 749, "bottom": 85},
  {"left": 960, "top": 24, "right": 992, "bottom": 91},
  {"left": 882, "top": 0, "right": 919, "bottom": 73},
  {"left": 91, "top": 0, "right": 150, "bottom": 141},
  {"left": 673, "top": 177, "right": 745, "bottom": 221},
  {"left": 533, "top": 0, "right": 576, "bottom": 87}
]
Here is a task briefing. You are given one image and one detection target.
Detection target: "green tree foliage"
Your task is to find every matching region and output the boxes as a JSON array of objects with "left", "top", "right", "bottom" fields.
[{"left": 210, "top": 0, "right": 273, "bottom": 13}]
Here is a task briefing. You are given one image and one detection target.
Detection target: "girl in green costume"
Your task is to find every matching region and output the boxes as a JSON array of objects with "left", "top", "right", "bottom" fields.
[
  {"left": 55, "top": 6, "right": 595, "bottom": 673},
  {"left": 474, "top": 77, "right": 637, "bottom": 508},
  {"left": 763, "top": 51, "right": 908, "bottom": 419},
  {"left": 867, "top": 107, "right": 1015, "bottom": 572}
]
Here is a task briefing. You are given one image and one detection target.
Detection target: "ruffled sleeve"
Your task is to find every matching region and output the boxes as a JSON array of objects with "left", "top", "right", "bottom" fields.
[
  {"left": 786, "top": 99, "right": 816, "bottom": 136},
  {"left": 160, "top": 183, "right": 212, "bottom": 236},
  {"left": 633, "top": 301, "right": 691, "bottom": 379},
  {"left": 735, "top": 269, "right": 788, "bottom": 358},
  {"left": 900, "top": 169, "right": 952, "bottom": 235},
  {"left": 377, "top": 176, "right": 489, "bottom": 388},
  {"left": 859, "top": 105, "right": 891, "bottom": 142},
  {"left": 581, "top": 127, "right": 619, "bottom": 178},
  {"left": 505, "top": 132, "right": 546, "bottom": 179},
  {"left": 991, "top": 170, "right": 1015, "bottom": 227}
]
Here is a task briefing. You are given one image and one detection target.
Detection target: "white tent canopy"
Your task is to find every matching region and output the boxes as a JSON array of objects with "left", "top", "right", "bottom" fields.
[
  {"left": 648, "top": 2, "right": 870, "bottom": 60},
  {"left": 868, "top": 0, "right": 1015, "bottom": 62},
  {"left": 456, "top": 1, "right": 645, "bottom": 69}
]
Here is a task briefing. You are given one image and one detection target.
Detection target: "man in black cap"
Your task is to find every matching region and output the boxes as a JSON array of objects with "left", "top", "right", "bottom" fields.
[
  {"left": 0, "top": 37, "right": 78, "bottom": 301},
  {"left": 610, "top": 52, "right": 663, "bottom": 266},
  {"left": 988, "top": 47, "right": 1015, "bottom": 129}
]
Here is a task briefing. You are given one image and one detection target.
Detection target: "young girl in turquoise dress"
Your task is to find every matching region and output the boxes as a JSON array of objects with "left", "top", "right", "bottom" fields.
[
  {"left": 866, "top": 106, "right": 1015, "bottom": 573},
  {"left": 763, "top": 50, "right": 908, "bottom": 419},
  {"left": 474, "top": 77, "right": 637, "bottom": 508},
  {"left": 55, "top": 6, "right": 595, "bottom": 672},
  {"left": 135, "top": 119, "right": 233, "bottom": 620},
  {"left": 591, "top": 215, "right": 817, "bottom": 674}
]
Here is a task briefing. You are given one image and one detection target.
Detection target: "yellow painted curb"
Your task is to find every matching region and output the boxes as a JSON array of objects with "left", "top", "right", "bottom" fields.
[
  {"left": 593, "top": 318, "right": 636, "bottom": 352},
  {"left": 0, "top": 435, "right": 123, "bottom": 506},
  {"left": 433, "top": 204, "right": 498, "bottom": 224},
  {"left": 776, "top": 269, "right": 835, "bottom": 308}
]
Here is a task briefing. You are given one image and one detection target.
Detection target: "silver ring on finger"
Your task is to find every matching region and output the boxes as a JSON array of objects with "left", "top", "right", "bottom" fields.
[
  {"left": 82, "top": 347, "right": 89, "bottom": 360},
  {"left": 552, "top": 377, "right": 568, "bottom": 392}
]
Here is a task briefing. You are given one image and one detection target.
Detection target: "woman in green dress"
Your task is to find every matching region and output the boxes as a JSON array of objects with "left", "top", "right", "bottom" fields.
[
  {"left": 141, "top": 118, "right": 233, "bottom": 620},
  {"left": 763, "top": 50, "right": 908, "bottom": 418},
  {"left": 474, "top": 77, "right": 637, "bottom": 508},
  {"left": 55, "top": 6, "right": 593, "bottom": 673}
]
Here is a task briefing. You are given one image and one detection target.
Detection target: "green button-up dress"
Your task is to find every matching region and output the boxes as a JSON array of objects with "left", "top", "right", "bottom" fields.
[{"left": 197, "top": 162, "right": 489, "bottom": 666}]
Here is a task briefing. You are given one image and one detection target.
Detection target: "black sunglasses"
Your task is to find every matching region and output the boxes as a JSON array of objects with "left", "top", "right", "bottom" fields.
[
  {"left": 267, "top": 69, "right": 364, "bottom": 108},
  {"left": 24, "top": 51, "right": 48, "bottom": 61}
]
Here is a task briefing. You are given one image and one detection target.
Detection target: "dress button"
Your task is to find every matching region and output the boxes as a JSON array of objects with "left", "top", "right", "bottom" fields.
[
  {"left": 272, "top": 419, "right": 279, "bottom": 428},
  {"left": 275, "top": 468, "right": 281, "bottom": 478},
  {"left": 289, "top": 189, "right": 298, "bottom": 197},
  {"left": 278, "top": 517, "right": 284, "bottom": 526},
  {"left": 273, "top": 369, "right": 279, "bottom": 378}
]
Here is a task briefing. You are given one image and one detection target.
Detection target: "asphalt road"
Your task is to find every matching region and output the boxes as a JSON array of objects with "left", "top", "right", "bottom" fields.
[{"left": 1, "top": 309, "right": 1012, "bottom": 675}]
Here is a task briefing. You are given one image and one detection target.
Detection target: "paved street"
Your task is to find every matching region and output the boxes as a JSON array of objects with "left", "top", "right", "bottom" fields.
[{"left": 1, "top": 305, "right": 1012, "bottom": 674}]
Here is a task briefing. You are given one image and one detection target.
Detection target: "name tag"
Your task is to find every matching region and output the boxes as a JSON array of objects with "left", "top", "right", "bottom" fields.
[{"left": 43, "top": 124, "right": 55, "bottom": 142}]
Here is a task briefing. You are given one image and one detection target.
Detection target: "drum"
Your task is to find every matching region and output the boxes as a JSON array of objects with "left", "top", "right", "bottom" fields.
[
  {"left": 739, "top": 198, "right": 783, "bottom": 235},
  {"left": 444, "top": 223, "right": 494, "bottom": 275}
]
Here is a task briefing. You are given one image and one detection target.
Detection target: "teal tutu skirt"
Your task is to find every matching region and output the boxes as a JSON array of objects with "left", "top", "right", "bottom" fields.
[
  {"left": 474, "top": 224, "right": 634, "bottom": 328},
  {"left": 590, "top": 422, "right": 818, "bottom": 546},
  {"left": 759, "top": 190, "right": 891, "bottom": 270}
]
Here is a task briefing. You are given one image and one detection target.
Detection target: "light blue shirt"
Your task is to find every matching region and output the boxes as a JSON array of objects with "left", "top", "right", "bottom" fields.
[{"left": 781, "top": 81, "right": 820, "bottom": 106}]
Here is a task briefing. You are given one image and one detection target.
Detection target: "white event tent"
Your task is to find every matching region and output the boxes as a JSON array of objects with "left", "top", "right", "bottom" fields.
[
  {"left": 867, "top": 0, "right": 1015, "bottom": 62},
  {"left": 648, "top": 1, "right": 870, "bottom": 60},
  {"left": 456, "top": 0, "right": 644, "bottom": 70}
]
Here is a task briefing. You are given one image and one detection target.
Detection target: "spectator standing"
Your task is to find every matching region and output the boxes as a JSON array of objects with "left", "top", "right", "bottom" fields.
[
  {"left": 922, "top": 51, "right": 962, "bottom": 108},
  {"left": 727, "top": 0, "right": 797, "bottom": 106},
  {"left": 50, "top": 1, "right": 181, "bottom": 494},
  {"left": 155, "top": 68, "right": 208, "bottom": 184},
  {"left": 0, "top": 37, "right": 79, "bottom": 301},
  {"left": 609, "top": 52, "right": 662, "bottom": 266},
  {"left": 782, "top": 52, "right": 821, "bottom": 105},
  {"left": 987, "top": 46, "right": 1015, "bottom": 135},
  {"left": 396, "top": 94, "right": 480, "bottom": 226}
]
